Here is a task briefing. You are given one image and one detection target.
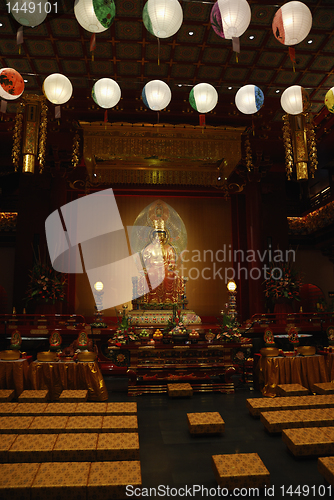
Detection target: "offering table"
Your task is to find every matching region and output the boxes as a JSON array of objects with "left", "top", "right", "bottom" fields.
[
  {"left": 98, "top": 341, "right": 253, "bottom": 395},
  {"left": 256, "top": 354, "right": 329, "bottom": 397}
]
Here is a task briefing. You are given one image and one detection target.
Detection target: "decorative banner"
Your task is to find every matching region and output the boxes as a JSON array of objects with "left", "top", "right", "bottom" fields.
[
  {"left": 17, "top": 27, "right": 23, "bottom": 53},
  {"left": 55, "top": 105, "right": 61, "bottom": 119}
]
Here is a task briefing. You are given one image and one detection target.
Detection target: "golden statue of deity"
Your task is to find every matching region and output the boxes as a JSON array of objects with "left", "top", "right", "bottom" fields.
[{"left": 131, "top": 200, "right": 187, "bottom": 309}]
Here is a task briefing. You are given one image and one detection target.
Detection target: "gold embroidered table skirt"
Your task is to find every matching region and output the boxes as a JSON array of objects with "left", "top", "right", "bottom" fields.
[
  {"left": 28, "top": 361, "right": 108, "bottom": 401},
  {"left": 256, "top": 355, "right": 329, "bottom": 397},
  {"left": 0, "top": 359, "right": 30, "bottom": 397}
]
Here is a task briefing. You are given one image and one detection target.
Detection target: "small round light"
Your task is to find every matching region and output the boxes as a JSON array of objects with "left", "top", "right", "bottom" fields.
[
  {"left": 94, "top": 281, "right": 104, "bottom": 291},
  {"left": 228, "top": 86, "right": 233, "bottom": 90},
  {"left": 227, "top": 280, "right": 237, "bottom": 292},
  {"left": 276, "top": 89, "right": 280, "bottom": 93},
  {"left": 189, "top": 31, "right": 194, "bottom": 35},
  {"left": 249, "top": 35, "right": 255, "bottom": 40},
  {"left": 307, "top": 39, "right": 313, "bottom": 44}
]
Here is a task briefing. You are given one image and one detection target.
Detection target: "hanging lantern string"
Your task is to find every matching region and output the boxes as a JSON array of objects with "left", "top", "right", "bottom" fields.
[
  {"left": 252, "top": 117, "right": 255, "bottom": 136},
  {"left": 157, "top": 37, "right": 160, "bottom": 66},
  {"left": 17, "top": 27, "right": 23, "bottom": 55},
  {"left": 90, "top": 34, "right": 96, "bottom": 62},
  {"left": 289, "top": 47, "right": 296, "bottom": 72},
  {"left": 232, "top": 37, "right": 240, "bottom": 63},
  {"left": 157, "top": 111, "right": 160, "bottom": 124}
]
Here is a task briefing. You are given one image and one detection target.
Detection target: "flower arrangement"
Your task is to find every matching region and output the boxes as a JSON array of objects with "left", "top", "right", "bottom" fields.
[
  {"left": 264, "top": 261, "right": 302, "bottom": 301},
  {"left": 109, "top": 306, "right": 142, "bottom": 345},
  {"left": 164, "top": 306, "right": 188, "bottom": 337},
  {"left": 217, "top": 313, "right": 246, "bottom": 343},
  {"left": 25, "top": 261, "right": 66, "bottom": 305}
]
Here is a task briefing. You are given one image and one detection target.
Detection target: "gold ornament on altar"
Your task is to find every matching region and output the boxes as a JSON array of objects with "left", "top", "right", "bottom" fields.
[{"left": 264, "top": 328, "right": 275, "bottom": 346}]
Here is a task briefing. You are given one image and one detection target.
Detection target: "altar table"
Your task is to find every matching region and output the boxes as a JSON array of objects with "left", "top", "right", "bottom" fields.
[
  {"left": 0, "top": 359, "right": 29, "bottom": 397},
  {"left": 28, "top": 361, "right": 108, "bottom": 401},
  {"left": 256, "top": 355, "right": 329, "bottom": 397}
]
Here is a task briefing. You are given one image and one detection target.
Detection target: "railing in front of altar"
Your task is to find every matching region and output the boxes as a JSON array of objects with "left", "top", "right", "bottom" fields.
[{"left": 245, "top": 312, "right": 334, "bottom": 332}]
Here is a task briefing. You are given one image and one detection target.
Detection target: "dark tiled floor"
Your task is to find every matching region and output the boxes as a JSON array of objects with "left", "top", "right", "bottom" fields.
[{"left": 106, "top": 379, "right": 333, "bottom": 499}]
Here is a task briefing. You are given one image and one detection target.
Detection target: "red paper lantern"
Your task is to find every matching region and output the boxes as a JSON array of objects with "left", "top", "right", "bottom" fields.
[{"left": 0, "top": 68, "right": 24, "bottom": 100}]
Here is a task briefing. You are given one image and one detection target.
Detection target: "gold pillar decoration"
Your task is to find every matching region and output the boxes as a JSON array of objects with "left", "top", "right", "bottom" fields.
[
  {"left": 72, "top": 132, "right": 80, "bottom": 169},
  {"left": 282, "top": 114, "right": 294, "bottom": 180},
  {"left": 244, "top": 135, "right": 254, "bottom": 172},
  {"left": 282, "top": 112, "right": 318, "bottom": 181},
  {"left": 37, "top": 99, "right": 48, "bottom": 174},
  {"left": 305, "top": 113, "right": 318, "bottom": 178},
  {"left": 11, "top": 101, "right": 25, "bottom": 172},
  {"left": 20, "top": 95, "right": 47, "bottom": 174}
]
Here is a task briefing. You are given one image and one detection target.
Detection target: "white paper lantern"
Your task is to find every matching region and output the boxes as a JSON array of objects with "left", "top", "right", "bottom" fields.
[
  {"left": 143, "top": 0, "right": 183, "bottom": 38},
  {"left": 272, "top": 1, "right": 312, "bottom": 46},
  {"left": 281, "top": 85, "right": 309, "bottom": 115},
  {"left": 0, "top": 68, "right": 24, "bottom": 100},
  {"left": 325, "top": 88, "right": 334, "bottom": 114},
  {"left": 142, "top": 80, "right": 171, "bottom": 111},
  {"left": 235, "top": 85, "right": 264, "bottom": 115},
  {"left": 189, "top": 83, "right": 218, "bottom": 113},
  {"left": 216, "top": 0, "right": 251, "bottom": 39},
  {"left": 74, "top": 0, "right": 115, "bottom": 33},
  {"left": 11, "top": 0, "right": 47, "bottom": 27},
  {"left": 43, "top": 74, "right": 73, "bottom": 105},
  {"left": 92, "top": 78, "right": 121, "bottom": 109}
]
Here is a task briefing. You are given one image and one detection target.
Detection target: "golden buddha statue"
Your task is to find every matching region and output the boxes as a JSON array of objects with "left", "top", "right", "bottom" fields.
[{"left": 131, "top": 200, "right": 187, "bottom": 308}]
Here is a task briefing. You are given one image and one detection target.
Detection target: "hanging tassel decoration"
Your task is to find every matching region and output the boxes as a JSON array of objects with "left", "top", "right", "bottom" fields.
[
  {"left": 252, "top": 117, "right": 255, "bottom": 136},
  {"left": 104, "top": 110, "right": 108, "bottom": 123},
  {"left": 232, "top": 37, "right": 240, "bottom": 63},
  {"left": 55, "top": 106, "right": 61, "bottom": 120},
  {"left": 1, "top": 100, "right": 7, "bottom": 114},
  {"left": 17, "top": 26, "right": 23, "bottom": 54},
  {"left": 199, "top": 114, "right": 205, "bottom": 133},
  {"left": 289, "top": 47, "right": 296, "bottom": 72},
  {"left": 90, "top": 34, "right": 96, "bottom": 62},
  {"left": 157, "top": 37, "right": 160, "bottom": 66}
]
